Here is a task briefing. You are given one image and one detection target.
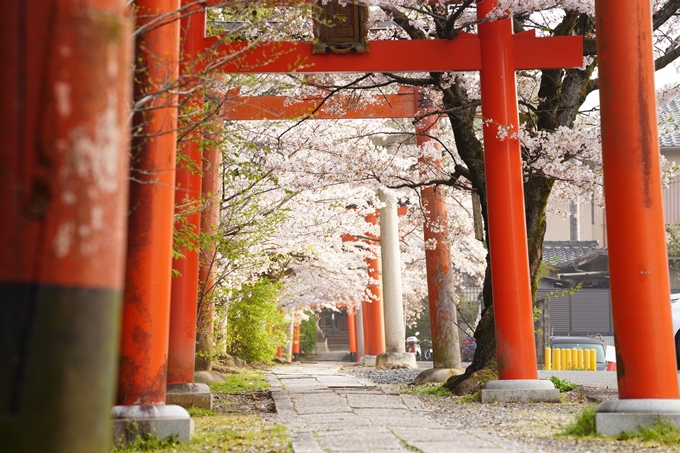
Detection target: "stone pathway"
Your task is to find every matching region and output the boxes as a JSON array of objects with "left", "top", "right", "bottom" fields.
[{"left": 267, "top": 362, "right": 535, "bottom": 453}]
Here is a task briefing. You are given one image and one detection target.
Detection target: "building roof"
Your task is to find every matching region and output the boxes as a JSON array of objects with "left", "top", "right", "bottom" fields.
[
  {"left": 542, "top": 240, "right": 601, "bottom": 268},
  {"left": 660, "top": 99, "right": 680, "bottom": 148}
]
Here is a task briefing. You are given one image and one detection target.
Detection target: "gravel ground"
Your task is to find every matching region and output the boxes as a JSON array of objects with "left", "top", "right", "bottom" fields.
[{"left": 342, "top": 366, "right": 680, "bottom": 452}]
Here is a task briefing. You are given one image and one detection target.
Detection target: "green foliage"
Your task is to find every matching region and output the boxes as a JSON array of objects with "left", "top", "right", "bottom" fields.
[
  {"left": 549, "top": 375, "right": 579, "bottom": 393},
  {"left": 617, "top": 419, "right": 680, "bottom": 443},
  {"left": 562, "top": 405, "right": 598, "bottom": 437},
  {"left": 299, "top": 311, "right": 318, "bottom": 356},
  {"left": 225, "top": 278, "right": 287, "bottom": 364},
  {"left": 405, "top": 298, "right": 431, "bottom": 341},
  {"left": 208, "top": 371, "right": 270, "bottom": 394}
]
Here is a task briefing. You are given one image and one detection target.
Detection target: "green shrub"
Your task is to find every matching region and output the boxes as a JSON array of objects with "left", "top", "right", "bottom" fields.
[
  {"left": 226, "top": 278, "right": 287, "bottom": 363},
  {"left": 549, "top": 375, "right": 579, "bottom": 393},
  {"left": 299, "top": 311, "right": 318, "bottom": 355}
]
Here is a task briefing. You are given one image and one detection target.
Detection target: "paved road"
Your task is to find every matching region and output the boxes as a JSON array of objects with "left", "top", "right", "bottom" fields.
[{"left": 269, "top": 362, "right": 535, "bottom": 453}]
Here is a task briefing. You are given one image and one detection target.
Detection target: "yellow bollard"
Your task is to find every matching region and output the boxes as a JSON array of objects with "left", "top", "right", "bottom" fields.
[
  {"left": 560, "top": 348, "right": 566, "bottom": 370},
  {"left": 545, "top": 347, "right": 552, "bottom": 370},
  {"left": 577, "top": 349, "right": 584, "bottom": 370},
  {"left": 572, "top": 348, "right": 578, "bottom": 370},
  {"left": 584, "top": 349, "right": 592, "bottom": 371},
  {"left": 590, "top": 349, "right": 597, "bottom": 371},
  {"left": 554, "top": 348, "right": 561, "bottom": 370},
  {"left": 565, "top": 348, "right": 572, "bottom": 370}
]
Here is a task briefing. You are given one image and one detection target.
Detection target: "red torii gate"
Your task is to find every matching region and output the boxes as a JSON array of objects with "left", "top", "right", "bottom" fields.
[
  {"left": 219, "top": 87, "right": 463, "bottom": 369},
  {"left": 3, "top": 0, "right": 679, "bottom": 450},
  {"left": 203, "top": 0, "right": 584, "bottom": 386}
]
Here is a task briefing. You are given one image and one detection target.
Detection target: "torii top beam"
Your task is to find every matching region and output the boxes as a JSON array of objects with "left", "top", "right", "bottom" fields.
[{"left": 207, "top": 30, "right": 582, "bottom": 74}]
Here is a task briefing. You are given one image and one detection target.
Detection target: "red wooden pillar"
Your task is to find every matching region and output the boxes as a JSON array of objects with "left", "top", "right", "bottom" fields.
[
  {"left": 292, "top": 324, "right": 301, "bottom": 360},
  {"left": 117, "top": 0, "right": 180, "bottom": 407},
  {"left": 596, "top": 0, "right": 679, "bottom": 400},
  {"left": 477, "top": 0, "right": 538, "bottom": 379},
  {"left": 348, "top": 311, "right": 358, "bottom": 362},
  {"left": 364, "top": 211, "right": 386, "bottom": 355},
  {"left": 0, "top": 1, "right": 131, "bottom": 451},
  {"left": 168, "top": 0, "right": 205, "bottom": 386},
  {"left": 415, "top": 103, "right": 461, "bottom": 369},
  {"left": 196, "top": 138, "right": 222, "bottom": 370}
]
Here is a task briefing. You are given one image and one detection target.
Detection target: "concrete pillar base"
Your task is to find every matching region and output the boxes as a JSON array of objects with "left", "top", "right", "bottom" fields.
[
  {"left": 376, "top": 352, "right": 417, "bottom": 370},
  {"left": 596, "top": 399, "right": 680, "bottom": 436},
  {"left": 112, "top": 404, "right": 194, "bottom": 446},
  {"left": 414, "top": 367, "right": 465, "bottom": 383},
  {"left": 167, "top": 383, "right": 213, "bottom": 409},
  {"left": 361, "top": 355, "right": 377, "bottom": 367},
  {"left": 480, "top": 379, "right": 560, "bottom": 403}
]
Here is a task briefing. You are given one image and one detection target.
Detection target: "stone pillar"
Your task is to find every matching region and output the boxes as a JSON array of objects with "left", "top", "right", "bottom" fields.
[
  {"left": 378, "top": 189, "right": 406, "bottom": 352},
  {"left": 356, "top": 306, "right": 366, "bottom": 358},
  {"left": 375, "top": 189, "right": 416, "bottom": 369},
  {"left": 0, "top": 1, "right": 132, "bottom": 451}
]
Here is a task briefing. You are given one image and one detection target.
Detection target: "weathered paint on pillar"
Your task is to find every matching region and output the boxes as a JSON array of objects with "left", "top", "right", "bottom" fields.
[
  {"left": 118, "top": 0, "right": 181, "bottom": 405},
  {"left": 0, "top": 0, "right": 132, "bottom": 451},
  {"left": 168, "top": 0, "right": 206, "bottom": 386},
  {"left": 379, "top": 189, "right": 406, "bottom": 353},
  {"left": 415, "top": 99, "right": 462, "bottom": 369},
  {"left": 365, "top": 211, "right": 386, "bottom": 355},
  {"left": 477, "top": 0, "right": 538, "bottom": 380},
  {"left": 596, "top": 0, "right": 679, "bottom": 399},
  {"left": 196, "top": 139, "right": 222, "bottom": 371},
  {"left": 348, "top": 311, "right": 358, "bottom": 361}
]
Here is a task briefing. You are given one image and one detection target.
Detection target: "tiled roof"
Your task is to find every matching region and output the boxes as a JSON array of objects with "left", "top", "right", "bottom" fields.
[
  {"left": 660, "top": 99, "right": 680, "bottom": 148},
  {"left": 542, "top": 240, "right": 601, "bottom": 268}
]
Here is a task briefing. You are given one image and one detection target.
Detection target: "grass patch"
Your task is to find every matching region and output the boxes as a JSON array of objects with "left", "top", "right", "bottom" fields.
[
  {"left": 186, "top": 406, "right": 217, "bottom": 417},
  {"left": 401, "top": 383, "right": 451, "bottom": 396},
  {"left": 112, "top": 432, "right": 179, "bottom": 452},
  {"left": 113, "top": 414, "right": 291, "bottom": 453},
  {"left": 549, "top": 375, "right": 579, "bottom": 393},
  {"left": 208, "top": 370, "right": 270, "bottom": 394},
  {"left": 562, "top": 404, "right": 598, "bottom": 437},
  {"left": 617, "top": 419, "right": 680, "bottom": 444}
]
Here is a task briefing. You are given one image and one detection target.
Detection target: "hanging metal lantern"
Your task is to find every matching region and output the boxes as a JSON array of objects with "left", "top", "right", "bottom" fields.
[{"left": 313, "top": 0, "right": 369, "bottom": 54}]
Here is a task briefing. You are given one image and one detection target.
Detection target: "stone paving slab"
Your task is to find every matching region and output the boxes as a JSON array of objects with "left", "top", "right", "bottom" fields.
[
  {"left": 345, "top": 394, "right": 406, "bottom": 409},
  {"left": 315, "top": 429, "right": 409, "bottom": 452},
  {"left": 267, "top": 363, "right": 534, "bottom": 453}
]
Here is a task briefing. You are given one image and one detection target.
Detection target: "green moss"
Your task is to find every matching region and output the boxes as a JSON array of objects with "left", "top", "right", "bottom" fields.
[{"left": 401, "top": 383, "right": 451, "bottom": 396}]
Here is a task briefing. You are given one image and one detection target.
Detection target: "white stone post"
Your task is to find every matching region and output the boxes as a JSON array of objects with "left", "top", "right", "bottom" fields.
[{"left": 379, "top": 188, "right": 406, "bottom": 353}]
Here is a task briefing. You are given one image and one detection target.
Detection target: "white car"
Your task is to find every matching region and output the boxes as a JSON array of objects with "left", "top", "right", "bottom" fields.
[{"left": 671, "top": 293, "right": 680, "bottom": 368}]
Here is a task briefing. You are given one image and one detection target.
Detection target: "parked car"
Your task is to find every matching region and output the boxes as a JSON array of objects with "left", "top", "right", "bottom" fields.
[
  {"left": 550, "top": 336, "right": 607, "bottom": 371},
  {"left": 461, "top": 336, "right": 476, "bottom": 362},
  {"left": 670, "top": 293, "right": 680, "bottom": 368}
]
